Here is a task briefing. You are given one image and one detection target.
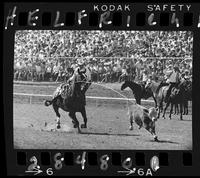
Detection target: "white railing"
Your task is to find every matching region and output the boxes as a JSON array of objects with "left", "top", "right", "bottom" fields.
[{"left": 13, "top": 92, "right": 154, "bottom": 105}]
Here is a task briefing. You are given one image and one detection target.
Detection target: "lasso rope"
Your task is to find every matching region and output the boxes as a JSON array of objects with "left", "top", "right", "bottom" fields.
[{"left": 73, "top": 80, "right": 135, "bottom": 114}]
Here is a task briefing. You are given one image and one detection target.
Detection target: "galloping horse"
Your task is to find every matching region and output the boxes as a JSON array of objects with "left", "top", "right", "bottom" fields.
[
  {"left": 121, "top": 80, "right": 157, "bottom": 107},
  {"left": 44, "top": 69, "right": 91, "bottom": 133}
]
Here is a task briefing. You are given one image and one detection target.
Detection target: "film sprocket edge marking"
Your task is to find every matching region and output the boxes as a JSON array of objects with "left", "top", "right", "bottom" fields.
[{"left": 3, "top": 2, "right": 200, "bottom": 176}]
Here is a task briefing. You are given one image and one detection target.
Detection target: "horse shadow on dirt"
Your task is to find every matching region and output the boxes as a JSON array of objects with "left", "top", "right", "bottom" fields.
[{"left": 81, "top": 131, "right": 140, "bottom": 137}]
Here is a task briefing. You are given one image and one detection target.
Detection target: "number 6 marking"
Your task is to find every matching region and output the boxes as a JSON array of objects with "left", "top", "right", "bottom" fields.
[{"left": 46, "top": 168, "right": 53, "bottom": 176}]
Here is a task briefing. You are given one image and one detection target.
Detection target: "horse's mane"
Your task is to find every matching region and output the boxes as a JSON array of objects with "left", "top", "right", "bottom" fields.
[{"left": 126, "top": 80, "right": 141, "bottom": 86}]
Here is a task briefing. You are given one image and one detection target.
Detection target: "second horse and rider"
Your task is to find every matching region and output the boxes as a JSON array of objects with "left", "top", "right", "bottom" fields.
[{"left": 121, "top": 64, "right": 191, "bottom": 119}]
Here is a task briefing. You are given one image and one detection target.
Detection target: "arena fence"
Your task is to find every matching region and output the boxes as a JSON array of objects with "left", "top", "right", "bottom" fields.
[
  {"left": 13, "top": 92, "right": 154, "bottom": 105},
  {"left": 13, "top": 93, "right": 192, "bottom": 113}
]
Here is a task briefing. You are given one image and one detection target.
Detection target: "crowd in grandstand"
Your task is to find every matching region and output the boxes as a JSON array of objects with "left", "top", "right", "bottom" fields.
[{"left": 14, "top": 30, "right": 193, "bottom": 83}]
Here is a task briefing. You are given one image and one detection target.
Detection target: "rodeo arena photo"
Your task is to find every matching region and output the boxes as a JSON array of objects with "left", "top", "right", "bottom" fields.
[{"left": 13, "top": 30, "right": 192, "bottom": 150}]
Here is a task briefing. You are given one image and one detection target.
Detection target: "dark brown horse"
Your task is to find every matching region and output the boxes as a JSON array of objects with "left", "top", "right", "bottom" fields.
[
  {"left": 121, "top": 80, "right": 157, "bottom": 107},
  {"left": 162, "top": 80, "right": 191, "bottom": 120},
  {"left": 44, "top": 70, "right": 91, "bottom": 133}
]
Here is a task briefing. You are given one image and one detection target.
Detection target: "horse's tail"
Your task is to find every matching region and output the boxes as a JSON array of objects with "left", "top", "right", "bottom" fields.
[{"left": 44, "top": 100, "right": 53, "bottom": 106}]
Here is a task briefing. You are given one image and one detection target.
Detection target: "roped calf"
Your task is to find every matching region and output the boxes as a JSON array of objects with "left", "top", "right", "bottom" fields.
[{"left": 128, "top": 104, "right": 159, "bottom": 141}]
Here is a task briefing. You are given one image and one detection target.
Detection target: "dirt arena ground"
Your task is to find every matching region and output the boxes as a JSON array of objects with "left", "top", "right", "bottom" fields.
[{"left": 13, "top": 82, "right": 192, "bottom": 150}]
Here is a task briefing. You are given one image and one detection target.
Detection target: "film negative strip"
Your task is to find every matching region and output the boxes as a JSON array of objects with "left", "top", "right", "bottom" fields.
[{"left": 3, "top": 1, "right": 200, "bottom": 176}]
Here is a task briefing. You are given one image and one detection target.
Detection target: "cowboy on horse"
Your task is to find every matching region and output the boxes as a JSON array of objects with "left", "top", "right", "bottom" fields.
[
  {"left": 155, "top": 65, "right": 181, "bottom": 103},
  {"left": 44, "top": 58, "right": 92, "bottom": 132},
  {"left": 52, "top": 58, "right": 91, "bottom": 107}
]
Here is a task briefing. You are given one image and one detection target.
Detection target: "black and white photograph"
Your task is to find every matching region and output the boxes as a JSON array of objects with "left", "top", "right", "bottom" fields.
[{"left": 13, "top": 30, "right": 192, "bottom": 150}]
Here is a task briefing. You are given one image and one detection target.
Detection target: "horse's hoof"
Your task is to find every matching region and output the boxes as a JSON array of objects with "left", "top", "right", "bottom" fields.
[
  {"left": 129, "top": 126, "right": 133, "bottom": 130},
  {"left": 154, "top": 136, "right": 158, "bottom": 142},
  {"left": 73, "top": 124, "right": 78, "bottom": 128},
  {"left": 57, "top": 125, "right": 61, "bottom": 129},
  {"left": 81, "top": 124, "right": 87, "bottom": 128}
]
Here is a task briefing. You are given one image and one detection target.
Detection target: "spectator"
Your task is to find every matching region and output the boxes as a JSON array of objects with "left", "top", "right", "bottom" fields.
[{"left": 14, "top": 30, "right": 193, "bottom": 83}]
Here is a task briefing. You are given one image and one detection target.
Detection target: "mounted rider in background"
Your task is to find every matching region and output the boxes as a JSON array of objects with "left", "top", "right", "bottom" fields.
[
  {"left": 155, "top": 64, "right": 180, "bottom": 102},
  {"left": 164, "top": 65, "right": 180, "bottom": 102}
]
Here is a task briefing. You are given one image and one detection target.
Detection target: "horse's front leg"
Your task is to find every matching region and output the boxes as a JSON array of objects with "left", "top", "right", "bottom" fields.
[
  {"left": 162, "top": 101, "right": 170, "bottom": 119},
  {"left": 176, "top": 103, "right": 179, "bottom": 114},
  {"left": 53, "top": 103, "right": 61, "bottom": 129},
  {"left": 129, "top": 114, "right": 134, "bottom": 130},
  {"left": 69, "top": 112, "right": 81, "bottom": 133},
  {"left": 135, "top": 96, "right": 141, "bottom": 105},
  {"left": 156, "top": 101, "right": 161, "bottom": 119},
  {"left": 186, "top": 101, "right": 188, "bottom": 115},
  {"left": 169, "top": 103, "right": 173, "bottom": 120},
  {"left": 183, "top": 100, "right": 188, "bottom": 115},
  {"left": 174, "top": 103, "right": 176, "bottom": 114},
  {"left": 180, "top": 103, "right": 183, "bottom": 120},
  {"left": 157, "top": 107, "right": 161, "bottom": 119},
  {"left": 152, "top": 95, "right": 157, "bottom": 108},
  {"left": 80, "top": 107, "right": 87, "bottom": 128},
  {"left": 159, "top": 98, "right": 163, "bottom": 113}
]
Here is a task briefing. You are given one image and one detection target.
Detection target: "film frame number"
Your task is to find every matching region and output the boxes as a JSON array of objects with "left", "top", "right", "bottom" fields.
[
  {"left": 100, "top": 154, "right": 110, "bottom": 171},
  {"left": 54, "top": 153, "right": 64, "bottom": 170},
  {"left": 75, "top": 152, "right": 86, "bottom": 170},
  {"left": 46, "top": 168, "right": 53, "bottom": 176},
  {"left": 122, "top": 157, "right": 133, "bottom": 169},
  {"left": 27, "top": 156, "right": 40, "bottom": 171}
]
